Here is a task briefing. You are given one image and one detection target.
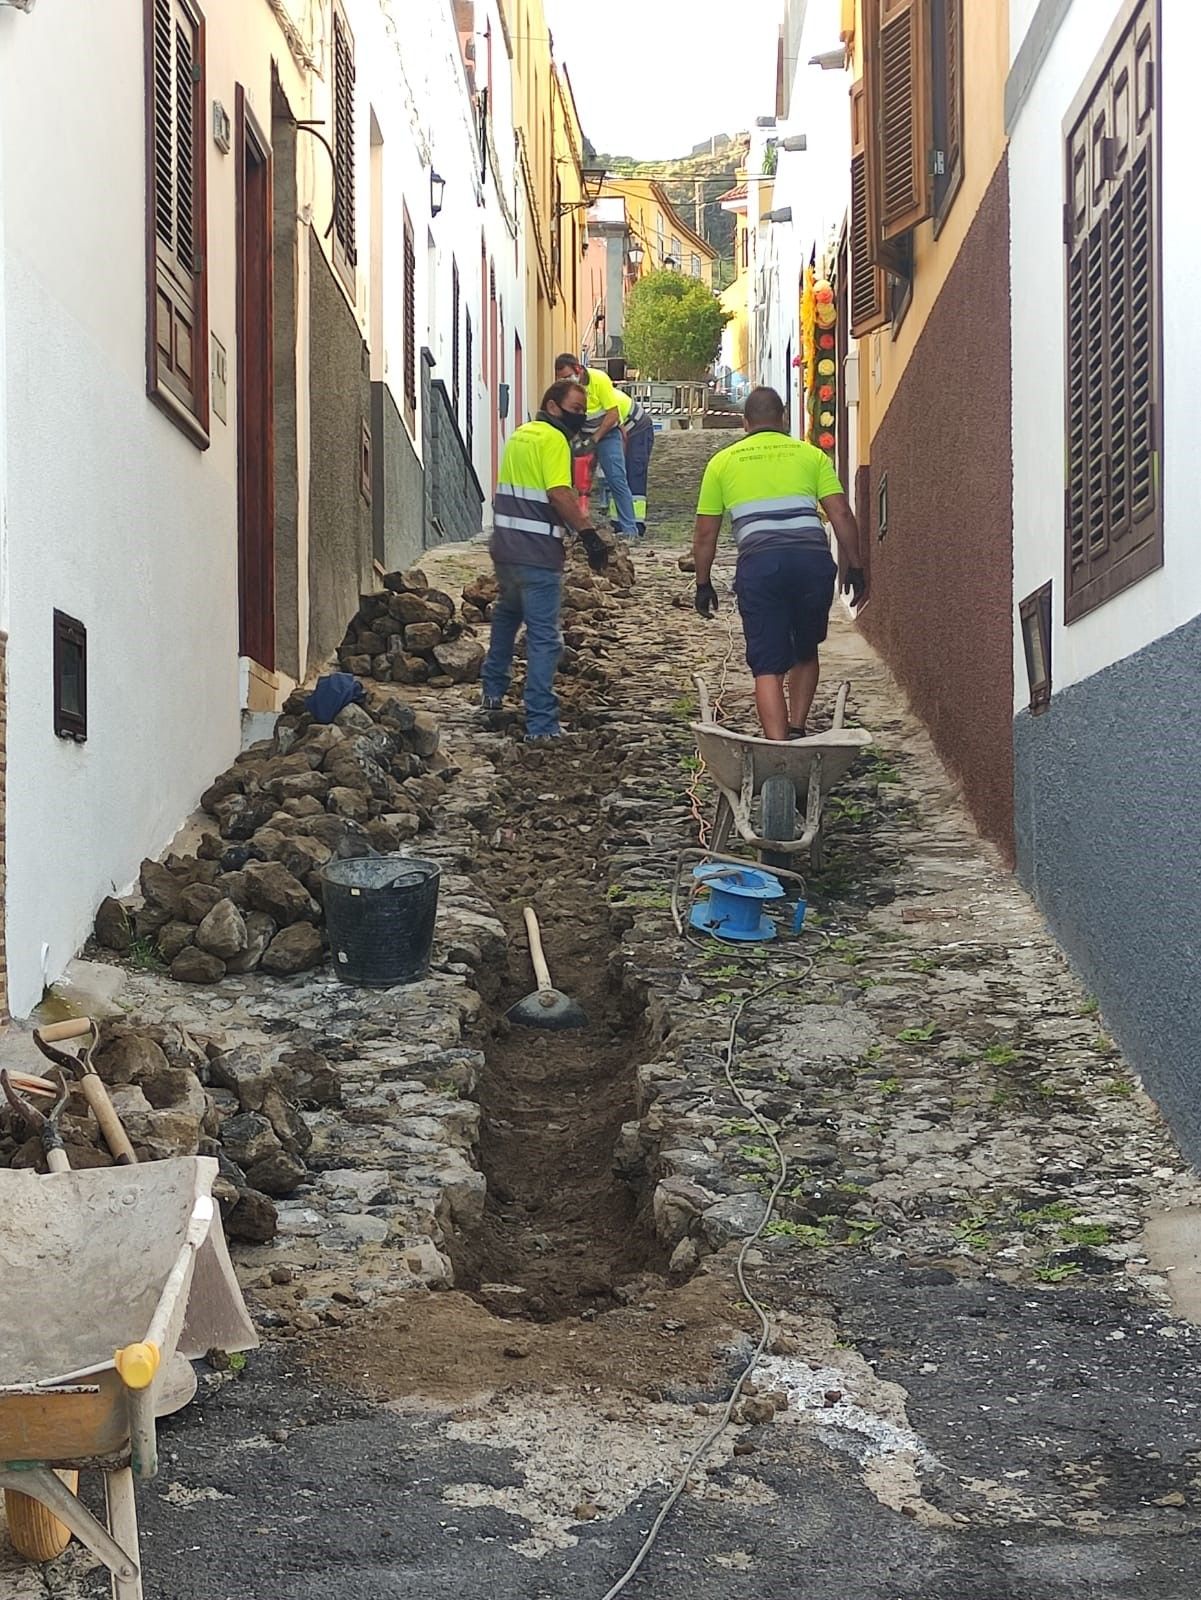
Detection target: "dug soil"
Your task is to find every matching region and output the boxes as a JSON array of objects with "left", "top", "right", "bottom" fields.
[{"left": 452, "top": 732, "right": 660, "bottom": 1318}]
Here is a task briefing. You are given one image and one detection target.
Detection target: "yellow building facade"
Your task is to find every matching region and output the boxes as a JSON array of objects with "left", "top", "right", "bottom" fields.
[
  {"left": 501, "top": 0, "right": 588, "bottom": 416},
  {"left": 601, "top": 177, "right": 717, "bottom": 289}
]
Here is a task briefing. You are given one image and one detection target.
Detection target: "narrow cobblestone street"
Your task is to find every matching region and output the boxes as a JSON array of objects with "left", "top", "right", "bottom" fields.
[{"left": 7, "top": 526, "right": 1200, "bottom": 1600}]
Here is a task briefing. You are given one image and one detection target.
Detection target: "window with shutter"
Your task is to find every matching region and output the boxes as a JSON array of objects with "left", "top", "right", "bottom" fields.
[
  {"left": 1063, "top": 0, "right": 1161, "bottom": 622},
  {"left": 144, "top": 0, "right": 208, "bottom": 443},
  {"left": 930, "top": 0, "right": 964, "bottom": 232},
  {"left": 849, "top": 80, "right": 888, "bottom": 337},
  {"left": 451, "top": 259, "right": 461, "bottom": 420},
  {"left": 402, "top": 206, "right": 417, "bottom": 434},
  {"left": 465, "top": 316, "right": 474, "bottom": 456},
  {"left": 332, "top": 3, "right": 357, "bottom": 286},
  {"left": 864, "top": 0, "right": 933, "bottom": 245}
]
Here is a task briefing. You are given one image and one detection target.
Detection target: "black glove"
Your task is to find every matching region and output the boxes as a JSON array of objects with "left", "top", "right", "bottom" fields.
[
  {"left": 580, "top": 527, "right": 609, "bottom": 573},
  {"left": 695, "top": 582, "right": 719, "bottom": 618},
  {"left": 841, "top": 566, "right": 867, "bottom": 607}
]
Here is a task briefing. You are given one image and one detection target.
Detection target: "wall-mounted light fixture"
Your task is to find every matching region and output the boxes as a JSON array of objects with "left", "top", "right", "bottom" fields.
[
  {"left": 763, "top": 206, "right": 793, "bottom": 224},
  {"left": 809, "top": 47, "right": 848, "bottom": 70},
  {"left": 430, "top": 170, "right": 446, "bottom": 218},
  {"left": 780, "top": 133, "right": 808, "bottom": 152},
  {"left": 662, "top": 252, "right": 680, "bottom": 269},
  {"left": 627, "top": 242, "right": 645, "bottom": 268}
]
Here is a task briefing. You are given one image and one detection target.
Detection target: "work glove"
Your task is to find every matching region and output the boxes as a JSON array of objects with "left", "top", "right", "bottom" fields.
[
  {"left": 695, "top": 582, "right": 719, "bottom": 619},
  {"left": 841, "top": 565, "right": 868, "bottom": 607},
  {"left": 580, "top": 526, "right": 610, "bottom": 573}
]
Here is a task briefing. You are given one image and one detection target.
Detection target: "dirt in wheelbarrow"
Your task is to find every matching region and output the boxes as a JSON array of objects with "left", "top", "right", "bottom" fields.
[{"left": 442, "top": 731, "right": 663, "bottom": 1321}]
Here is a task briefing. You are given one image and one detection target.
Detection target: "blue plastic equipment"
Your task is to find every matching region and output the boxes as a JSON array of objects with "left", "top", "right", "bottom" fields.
[{"left": 689, "top": 864, "right": 785, "bottom": 942}]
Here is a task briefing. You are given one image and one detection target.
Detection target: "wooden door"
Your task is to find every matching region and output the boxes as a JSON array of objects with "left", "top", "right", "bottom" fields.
[{"left": 236, "top": 88, "right": 275, "bottom": 670}]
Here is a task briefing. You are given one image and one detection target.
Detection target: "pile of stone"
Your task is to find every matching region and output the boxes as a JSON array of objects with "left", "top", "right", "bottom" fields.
[
  {"left": 0, "top": 1021, "right": 340, "bottom": 1243},
  {"left": 460, "top": 539, "right": 636, "bottom": 687},
  {"left": 93, "top": 693, "right": 447, "bottom": 985},
  {"left": 338, "top": 567, "right": 485, "bottom": 687}
]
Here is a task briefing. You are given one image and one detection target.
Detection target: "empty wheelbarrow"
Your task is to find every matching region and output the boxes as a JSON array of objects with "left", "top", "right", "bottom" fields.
[
  {"left": 0, "top": 1156, "right": 257, "bottom": 1598},
  {"left": 691, "top": 677, "right": 873, "bottom": 871}
]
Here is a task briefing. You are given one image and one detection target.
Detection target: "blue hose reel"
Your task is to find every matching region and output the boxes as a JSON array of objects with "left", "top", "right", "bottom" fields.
[{"left": 689, "top": 864, "right": 789, "bottom": 942}]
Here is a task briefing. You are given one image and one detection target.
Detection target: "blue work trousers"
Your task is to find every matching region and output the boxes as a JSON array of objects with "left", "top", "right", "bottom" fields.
[
  {"left": 481, "top": 562, "right": 563, "bottom": 736},
  {"left": 594, "top": 429, "right": 638, "bottom": 535}
]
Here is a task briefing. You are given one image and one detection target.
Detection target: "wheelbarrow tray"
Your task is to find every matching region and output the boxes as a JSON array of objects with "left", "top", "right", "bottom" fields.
[
  {"left": 0, "top": 1155, "right": 256, "bottom": 1465},
  {"left": 692, "top": 722, "right": 872, "bottom": 801}
]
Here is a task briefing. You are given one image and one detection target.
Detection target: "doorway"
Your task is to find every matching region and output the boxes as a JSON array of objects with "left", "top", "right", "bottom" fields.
[{"left": 236, "top": 88, "right": 275, "bottom": 671}]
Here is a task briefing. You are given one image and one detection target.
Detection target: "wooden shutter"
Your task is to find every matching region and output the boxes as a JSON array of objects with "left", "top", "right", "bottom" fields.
[
  {"left": 865, "top": 0, "right": 933, "bottom": 244},
  {"left": 849, "top": 80, "right": 888, "bottom": 337},
  {"left": 146, "top": 0, "right": 207, "bottom": 434},
  {"left": 931, "top": 0, "right": 964, "bottom": 229},
  {"left": 333, "top": 4, "right": 356, "bottom": 278},
  {"left": 402, "top": 206, "right": 417, "bottom": 431},
  {"left": 1063, "top": 0, "right": 1161, "bottom": 622},
  {"left": 465, "top": 315, "right": 474, "bottom": 455},
  {"left": 451, "top": 259, "right": 461, "bottom": 419}
]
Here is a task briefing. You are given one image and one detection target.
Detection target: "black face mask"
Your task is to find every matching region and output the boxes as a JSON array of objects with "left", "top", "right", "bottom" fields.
[{"left": 541, "top": 407, "right": 586, "bottom": 438}]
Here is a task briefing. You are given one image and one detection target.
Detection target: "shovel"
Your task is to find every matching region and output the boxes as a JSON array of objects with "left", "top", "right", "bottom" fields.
[
  {"left": 33, "top": 1017, "right": 138, "bottom": 1166},
  {"left": 506, "top": 907, "right": 587, "bottom": 1031}
]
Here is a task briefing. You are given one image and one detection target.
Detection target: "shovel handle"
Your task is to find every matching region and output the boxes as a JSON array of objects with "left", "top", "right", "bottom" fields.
[
  {"left": 35, "top": 1017, "right": 95, "bottom": 1044},
  {"left": 77, "top": 1074, "right": 137, "bottom": 1166},
  {"left": 522, "top": 907, "right": 555, "bottom": 993}
]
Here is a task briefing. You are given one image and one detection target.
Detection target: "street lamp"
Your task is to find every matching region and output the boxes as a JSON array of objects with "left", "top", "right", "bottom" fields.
[
  {"left": 430, "top": 170, "right": 446, "bottom": 218},
  {"left": 627, "top": 243, "right": 644, "bottom": 268}
]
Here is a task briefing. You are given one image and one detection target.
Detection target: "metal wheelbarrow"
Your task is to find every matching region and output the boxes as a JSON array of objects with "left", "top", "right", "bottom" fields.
[
  {"left": 691, "top": 677, "right": 873, "bottom": 870},
  {"left": 0, "top": 1155, "right": 257, "bottom": 1597}
]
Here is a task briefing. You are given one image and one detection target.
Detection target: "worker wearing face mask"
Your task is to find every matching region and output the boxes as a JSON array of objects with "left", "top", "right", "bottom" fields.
[
  {"left": 554, "top": 354, "right": 639, "bottom": 538},
  {"left": 481, "top": 379, "right": 613, "bottom": 742}
]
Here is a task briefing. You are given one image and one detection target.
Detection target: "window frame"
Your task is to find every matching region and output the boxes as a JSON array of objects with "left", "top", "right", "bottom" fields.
[
  {"left": 143, "top": 0, "right": 210, "bottom": 448},
  {"left": 451, "top": 258, "right": 462, "bottom": 420},
  {"left": 930, "top": 0, "right": 965, "bottom": 237},
  {"left": 1062, "top": 0, "right": 1163, "bottom": 623},
  {"left": 1019, "top": 582, "right": 1053, "bottom": 714},
  {"left": 53, "top": 611, "right": 88, "bottom": 743}
]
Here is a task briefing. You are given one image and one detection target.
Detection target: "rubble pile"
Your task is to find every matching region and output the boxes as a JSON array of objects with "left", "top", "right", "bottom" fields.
[
  {"left": 0, "top": 1020, "right": 341, "bottom": 1243},
  {"left": 338, "top": 567, "right": 486, "bottom": 687},
  {"left": 462, "top": 539, "right": 637, "bottom": 694},
  {"left": 92, "top": 692, "right": 449, "bottom": 985}
]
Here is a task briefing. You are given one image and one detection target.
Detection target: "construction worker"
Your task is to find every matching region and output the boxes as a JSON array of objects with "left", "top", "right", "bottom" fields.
[
  {"left": 554, "top": 354, "right": 639, "bottom": 538},
  {"left": 481, "top": 379, "right": 612, "bottom": 742},
  {"left": 613, "top": 387, "right": 655, "bottom": 537},
  {"left": 691, "top": 385, "right": 868, "bottom": 741}
]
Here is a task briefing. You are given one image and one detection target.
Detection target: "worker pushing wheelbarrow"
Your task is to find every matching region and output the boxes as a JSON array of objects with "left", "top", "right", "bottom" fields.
[{"left": 0, "top": 1020, "right": 257, "bottom": 1598}]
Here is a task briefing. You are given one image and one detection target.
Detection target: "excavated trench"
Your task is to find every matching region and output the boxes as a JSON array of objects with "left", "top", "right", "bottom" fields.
[{"left": 451, "top": 732, "right": 661, "bottom": 1320}]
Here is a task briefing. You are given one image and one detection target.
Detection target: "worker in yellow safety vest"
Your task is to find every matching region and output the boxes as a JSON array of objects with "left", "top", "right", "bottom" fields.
[
  {"left": 554, "top": 355, "right": 639, "bottom": 537},
  {"left": 691, "top": 386, "right": 868, "bottom": 741},
  {"left": 481, "top": 379, "right": 613, "bottom": 741}
]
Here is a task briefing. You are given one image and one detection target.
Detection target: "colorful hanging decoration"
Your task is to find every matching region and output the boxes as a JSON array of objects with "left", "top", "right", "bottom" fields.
[{"left": 800, "top": 260, "right": 838, "bottom": 457}]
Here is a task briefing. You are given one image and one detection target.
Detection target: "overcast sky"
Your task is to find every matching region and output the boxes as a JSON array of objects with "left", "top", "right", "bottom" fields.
[{"left": 544, "top": 0, "right": 783, "bottom": 161}]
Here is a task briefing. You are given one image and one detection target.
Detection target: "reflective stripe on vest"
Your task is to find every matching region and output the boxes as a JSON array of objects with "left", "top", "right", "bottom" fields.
[
  {"left": 729, "top": 493, "right": 825, "bottom": 547},
  {"left": 493, "top": 482, "right": 563, "bottom": 542}
]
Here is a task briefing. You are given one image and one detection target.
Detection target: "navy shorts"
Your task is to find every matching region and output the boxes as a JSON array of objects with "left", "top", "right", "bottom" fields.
[{"left": 734, "top": 545, "right": 837, "bottom": 677}]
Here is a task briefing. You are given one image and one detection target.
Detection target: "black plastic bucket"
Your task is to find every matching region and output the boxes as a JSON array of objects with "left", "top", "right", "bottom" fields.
[{"left": 322, "top": 855, "right": 441, "bottom": 987}]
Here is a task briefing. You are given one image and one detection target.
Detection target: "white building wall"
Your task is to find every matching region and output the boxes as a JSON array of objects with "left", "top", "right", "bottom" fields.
[
  {"left": 1009, "top": 0, "right": 1201, "bottom": 713},
  {"left": 0, "top": 0, "right": 311, "bottom": 1013}
]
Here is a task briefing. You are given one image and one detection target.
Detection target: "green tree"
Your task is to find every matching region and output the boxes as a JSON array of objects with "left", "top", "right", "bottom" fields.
[{"left": 623, "top": 271, "right": 731, "bottom": 380}]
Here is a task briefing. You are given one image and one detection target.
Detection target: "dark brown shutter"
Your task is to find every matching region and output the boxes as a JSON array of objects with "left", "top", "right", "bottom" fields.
[
  {"left": 333, "top": 5, "right": 356, "bottom": 274},
  {"left": 849, "top": 80, "right": 888, "bottom": 337},
  {"left": 451, "top": 259, "right": 461, "bottom": 418},
  {"left": 865, "top": 0, "right": 933, "bottom": 244},
  {"left": 465, "top": 315, "right": 474, "bottom": 455},
  {"left": 931, "top": 0, "right": 964, "bottom": 227},
  {"left": 1063, "top": 0, "right": 1161, "bottom": 622},
  {"left": 402, "top": 206, "right": 417, "bottom": 430},
  {"left": 147, "top": 0, "right": 206, "bottom": 429}
]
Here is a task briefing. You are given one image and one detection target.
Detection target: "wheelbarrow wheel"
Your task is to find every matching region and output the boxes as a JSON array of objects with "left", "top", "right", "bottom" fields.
[
  {"left": 759, "top": 775, "right": 797, "bottom": 873},
  {"left": 4, "top": 1474, "right": 78, "bottom": 1562}
]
